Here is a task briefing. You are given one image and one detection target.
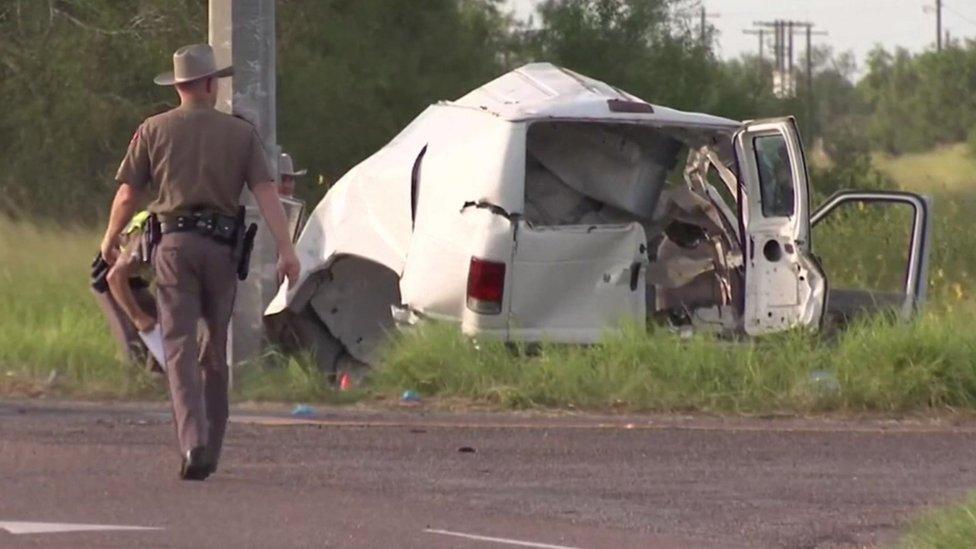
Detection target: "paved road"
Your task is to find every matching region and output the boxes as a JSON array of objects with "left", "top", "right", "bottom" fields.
[{"left": 1, "top": 401, "right": 975, "bottom": 548}]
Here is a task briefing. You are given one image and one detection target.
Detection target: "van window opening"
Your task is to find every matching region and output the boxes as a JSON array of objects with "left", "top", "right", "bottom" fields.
[{"left": 753, "top": 135, "right": 795, "bottom": 218}]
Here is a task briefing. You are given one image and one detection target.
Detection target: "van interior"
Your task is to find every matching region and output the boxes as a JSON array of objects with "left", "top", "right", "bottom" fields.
[{"left": 523, "top": 121, "right": 746, "bottom": 330}]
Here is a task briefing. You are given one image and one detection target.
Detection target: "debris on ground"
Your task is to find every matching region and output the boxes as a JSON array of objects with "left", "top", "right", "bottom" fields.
[
  {"left": 808, "top": 370, "right": 841, "bottom": 397},
  {"left": 400, "top": 390, "right": 422, "bottom": 406},
  {"left": 291, "top": 404, "right": 317, "bottom": 418}
]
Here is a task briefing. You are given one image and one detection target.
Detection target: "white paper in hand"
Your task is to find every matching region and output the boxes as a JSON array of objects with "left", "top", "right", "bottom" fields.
[{"left": 138, "top": 326, "right": 166, "bottom": 371}]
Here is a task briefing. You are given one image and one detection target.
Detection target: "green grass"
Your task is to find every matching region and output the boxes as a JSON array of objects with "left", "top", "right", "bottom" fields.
[
  {"left": 876, "top": 144, "right": 976, "bottom": 195},
  {"left": 234, "top": 350, "right": 363, "bottom": 404},
  {"left": 0, "top": 219, "right": 158, "bottom": 397},
  {"left": 373, "top": 310, "right": 976, "bottom": 413},
  {"left": 873, "top": 143, "right": 975, "bottom": 305},
  {"left": 900, "top": 493, "right": 976, "bottom": 548},
  {"left": 0, "top": 218, "right": 342, "bottom": 402}
]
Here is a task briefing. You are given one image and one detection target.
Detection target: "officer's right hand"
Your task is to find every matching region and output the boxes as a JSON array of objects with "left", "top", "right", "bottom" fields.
[
  {"left": 100, "top": 234, "right": 120, "bottom": 265},
  {"left": 277, "top": 248, "right": 301, "bottom": 287}
]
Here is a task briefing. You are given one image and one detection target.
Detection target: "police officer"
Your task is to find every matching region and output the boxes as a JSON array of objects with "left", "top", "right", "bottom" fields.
[
  {"left": 277, "top": 152, "right": 306, "bottom": 198},
  {"left": 100, "top": 44, "right": 301, "bottom": 481}
]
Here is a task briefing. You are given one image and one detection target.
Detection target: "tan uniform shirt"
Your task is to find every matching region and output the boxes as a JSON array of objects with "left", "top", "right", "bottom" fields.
[{"left": 116, "top": 103, "right": 272, "bottom": 219}]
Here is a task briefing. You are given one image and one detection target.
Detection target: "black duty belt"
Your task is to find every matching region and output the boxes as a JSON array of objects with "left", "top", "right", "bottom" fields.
[{"left": 160, "top": 212, "right": 239, "bottom": 243}]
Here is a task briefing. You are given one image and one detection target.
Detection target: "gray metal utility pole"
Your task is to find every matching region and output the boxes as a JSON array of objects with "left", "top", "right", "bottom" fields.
[
  {"left": 209, "top": 0, "right": 279, "bottom": 366},
  {"left": 937, "top": 0, "right": 943, "bottom": 51}
]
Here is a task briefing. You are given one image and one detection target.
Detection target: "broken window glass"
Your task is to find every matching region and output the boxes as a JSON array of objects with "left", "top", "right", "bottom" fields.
[{"left": 753, "top": 135, "right": 795, "bottom": 218}]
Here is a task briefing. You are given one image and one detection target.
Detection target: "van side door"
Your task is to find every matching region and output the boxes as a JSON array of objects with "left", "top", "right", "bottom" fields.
[
  {"left": 811, "top": 191, "right": 932, "bottom": 322},
  {"left": 735, "top": 117, "right": 826, "bottom": 335}
]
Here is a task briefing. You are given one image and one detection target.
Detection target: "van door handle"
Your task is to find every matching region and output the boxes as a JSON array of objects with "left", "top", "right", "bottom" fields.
[{"left": 630, "top": 263, "right": 641, "bottom": 291}]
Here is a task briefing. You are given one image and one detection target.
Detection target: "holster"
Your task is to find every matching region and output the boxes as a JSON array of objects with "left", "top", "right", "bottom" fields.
[
  {"left": 233, "top": 206, "right": 257, "bottom": 281},
  {"left": 142, "top": 214, "right": 162, "bottom": 263}
]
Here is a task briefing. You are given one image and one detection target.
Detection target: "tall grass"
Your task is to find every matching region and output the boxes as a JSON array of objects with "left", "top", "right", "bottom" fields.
[
  {"left": 0, "top": 218, "right": 338, "bottom": 401},
  {"left": 0, "top": 219, "right": 159, "bottom": 397},
  {"left": 234, "top": 350, "right": 362, "bottom": 404},
  {"left": 375, "top": 309, "right": 976, "bottom": 413},
  {"left": 875, "top": 144, "right": 975, "bottom": 305}
]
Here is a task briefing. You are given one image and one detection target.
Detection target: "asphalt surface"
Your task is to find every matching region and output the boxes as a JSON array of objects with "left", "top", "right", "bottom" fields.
[{"left": 2, "top": 401, "right": 976, "bottom": 548}]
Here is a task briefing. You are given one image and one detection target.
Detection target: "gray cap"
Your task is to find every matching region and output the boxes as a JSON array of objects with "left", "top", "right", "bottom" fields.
[
  {"left": 154, "top": 44, "right": 234, "bottom": 86},
  {"left": 279, "top": 153, "right": 307, "bottom": 177}
]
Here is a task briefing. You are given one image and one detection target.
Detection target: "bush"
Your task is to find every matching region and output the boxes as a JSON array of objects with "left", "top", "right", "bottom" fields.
[{"left": 810, "top": 119, "right": 893, "bottom": 201}]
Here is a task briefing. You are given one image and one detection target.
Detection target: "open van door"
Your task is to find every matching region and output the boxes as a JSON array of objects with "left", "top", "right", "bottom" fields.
[
  {"left": 507, "top": 222, "right": 648, "bottom": 343},
  {"left": 735, "top": 117, "right": 826, "bottom": 335},
  {"left": 811, "top": 191, "right": 932, "bottom": 322}
]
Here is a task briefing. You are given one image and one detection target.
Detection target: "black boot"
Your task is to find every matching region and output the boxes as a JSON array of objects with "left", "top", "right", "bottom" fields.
[{"left": 179, "top": 446, "right": 210, "bottom": 481}]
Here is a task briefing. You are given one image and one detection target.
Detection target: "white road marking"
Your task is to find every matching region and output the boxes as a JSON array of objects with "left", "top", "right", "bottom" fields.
[
  {"left": 424, "top": 528, "right": 581, "bottom": 549},
  {"left": 0, "top": 521, "right": 162, "bottom": 535}
]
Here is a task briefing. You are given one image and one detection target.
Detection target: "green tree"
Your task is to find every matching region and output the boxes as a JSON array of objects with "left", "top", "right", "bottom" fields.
[
  {"left": 524, "top": 0, "right": 719, "bottom": 111},
  {"left": 859, "top": 43, "right": 976, "bottom": 154},
  {"left": 0, "top": 0, "right": 204, "bottom": 220},
  {"left": 276, "top": 0, "right": 515, "bottom": 203}
]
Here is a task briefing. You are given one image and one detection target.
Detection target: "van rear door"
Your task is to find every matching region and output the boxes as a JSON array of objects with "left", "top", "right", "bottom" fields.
[{"left": 507, "top": 222, "right": 647, "bottom": 343}]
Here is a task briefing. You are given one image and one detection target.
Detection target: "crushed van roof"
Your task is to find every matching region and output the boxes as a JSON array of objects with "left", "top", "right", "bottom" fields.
[{"left": 451, "top": 63, "right": 741, "bottom": 129}]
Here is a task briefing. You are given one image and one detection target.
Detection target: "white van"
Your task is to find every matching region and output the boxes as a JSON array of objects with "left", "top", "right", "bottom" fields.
[{"left": 265, "top": 63, "right": 931, "bottom": 368}]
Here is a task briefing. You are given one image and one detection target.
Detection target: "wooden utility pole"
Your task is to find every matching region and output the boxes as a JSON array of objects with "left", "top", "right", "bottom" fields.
[
  {"left": 700, "top": 5, "right": 706, "bottom": 44},
  {"left": 742, "top": 28, "right": 765, "bottom": 66},
  {"left": 699, "top": 4, "right": 719, "bottom": 46},
  {"left": 749, "top": 20, "right": 827, "bottom": 138},
  {"left": 788, "top": 21, "right": 795, "bottom": 78},
  {"left": 801, "top": 24, "right": 828, "bottom": 139}
]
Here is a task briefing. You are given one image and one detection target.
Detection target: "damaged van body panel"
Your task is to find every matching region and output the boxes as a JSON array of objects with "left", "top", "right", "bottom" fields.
[{"left": 266, "top": 63, "right": 931, "bottom": 369}]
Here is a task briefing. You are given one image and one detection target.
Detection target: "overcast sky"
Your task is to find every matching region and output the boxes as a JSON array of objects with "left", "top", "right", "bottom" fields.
[{"left": 506, "top": 0, "right": 976, "bottom": 70}]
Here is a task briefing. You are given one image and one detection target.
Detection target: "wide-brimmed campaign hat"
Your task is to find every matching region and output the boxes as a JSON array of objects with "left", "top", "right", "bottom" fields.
[
  {"left": 278, "top": 153, "right": 308, "bottom": 177},
  {"left": 154, "top": 44, "right": 234, "bottom": 86}
]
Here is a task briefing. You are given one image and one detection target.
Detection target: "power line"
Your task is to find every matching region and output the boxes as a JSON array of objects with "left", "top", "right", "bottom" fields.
[{"left": 943, "top": 2, "right": 976, "bottom": 28}]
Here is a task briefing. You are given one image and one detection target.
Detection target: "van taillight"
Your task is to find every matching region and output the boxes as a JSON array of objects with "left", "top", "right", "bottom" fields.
[{"left": 466, "top": 257, "right": 505, "bottom": 315}]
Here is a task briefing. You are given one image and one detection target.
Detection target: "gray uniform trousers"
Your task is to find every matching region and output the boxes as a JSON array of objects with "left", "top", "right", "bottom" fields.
[{"left": 154, "top": 232, "right": 237, "bottom": 461}]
